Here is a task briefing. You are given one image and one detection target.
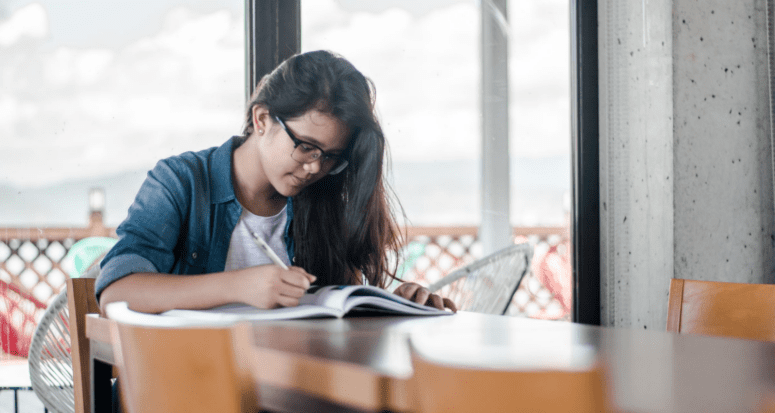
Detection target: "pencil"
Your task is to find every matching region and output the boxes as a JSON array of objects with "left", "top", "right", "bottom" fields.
[{"left": 250, "top": 232, "right": 290, "bottom": 270}]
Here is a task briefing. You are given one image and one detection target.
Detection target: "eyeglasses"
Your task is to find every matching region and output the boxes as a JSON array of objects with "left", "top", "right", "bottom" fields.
[{"left": 274, "top": 115, "right": 349, "bottom": 175}]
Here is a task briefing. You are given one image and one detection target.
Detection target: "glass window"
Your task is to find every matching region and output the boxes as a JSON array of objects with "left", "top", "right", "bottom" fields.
[
  {"left": 508, "top": 2, "right": 571, "bottom": 320},
  {"left": 0, "top": 0, "right": 243, "bottom": 304},
  {"left": 302, "top": 0, "right": 571, "bottom": 320},
  {"left": 1, "top": 0, "right": 243, "bottom": 228}
]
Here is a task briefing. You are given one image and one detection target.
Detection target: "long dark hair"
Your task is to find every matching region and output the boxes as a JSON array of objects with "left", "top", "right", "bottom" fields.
[{"left": 241, "top": 50, "right": 404, "bottom": 288}]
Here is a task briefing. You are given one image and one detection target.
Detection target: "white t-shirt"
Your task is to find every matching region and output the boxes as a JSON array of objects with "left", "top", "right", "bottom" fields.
[{"left": 224, "top": 205, "right": 291, "bottom": 271}]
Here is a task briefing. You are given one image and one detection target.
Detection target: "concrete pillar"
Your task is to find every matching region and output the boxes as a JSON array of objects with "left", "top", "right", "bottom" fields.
[
  {"left": 480, "top": 0, "right": 512, "bottom": 256},
  {"left": 599, "top": 0, "right": 775, "bottom": 329},
  {"left": 599, "top": 0, "right": 674, "bottom": 329}
]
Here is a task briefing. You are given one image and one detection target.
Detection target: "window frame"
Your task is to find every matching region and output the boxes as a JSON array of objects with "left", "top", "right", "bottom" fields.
[
  {"left": 570, "top": 0, "right": 600, "bottom": 325},
  {"left": 245, "top": 0, "right": 301, "bottom": 98},
  {"left": 249, "top": 0, "right": 602, "bottom": 324}
]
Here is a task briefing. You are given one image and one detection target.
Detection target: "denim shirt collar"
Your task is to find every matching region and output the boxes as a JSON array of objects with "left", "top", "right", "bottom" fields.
[
  {"left": 209, "top": 136, "right": 239, "bottom": 205},
  {"left": 212, "top": 136, "right": 295, "bottom": 262}
]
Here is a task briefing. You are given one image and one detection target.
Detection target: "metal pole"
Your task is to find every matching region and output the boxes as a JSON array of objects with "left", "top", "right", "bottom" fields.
[{"left": 479, "top": 0, "right": 512, "bottom": 256}]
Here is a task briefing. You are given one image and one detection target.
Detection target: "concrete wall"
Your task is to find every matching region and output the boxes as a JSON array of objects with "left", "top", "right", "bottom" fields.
[
  {"left": 599, "top": 0, "right": 775, "bottom": 329},
  {"left": 673, "top": 0, "right": 775, "bottom": 285}
]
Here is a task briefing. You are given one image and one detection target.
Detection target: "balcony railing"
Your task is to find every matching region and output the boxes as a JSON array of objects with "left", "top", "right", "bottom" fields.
[
  {"left": 0, "top": 213, "right": 570, "bottom": 358},
  {"left": 0, "top": 211, "right": 115, "bottom": 303}
]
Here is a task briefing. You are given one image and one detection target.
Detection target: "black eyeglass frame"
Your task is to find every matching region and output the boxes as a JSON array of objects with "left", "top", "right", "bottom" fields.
[{"left": 274, "top": 115, "right": 349, "bottom": 175}]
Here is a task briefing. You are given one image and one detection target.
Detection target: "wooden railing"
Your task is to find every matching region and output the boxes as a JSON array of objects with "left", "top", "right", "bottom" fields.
[
  {"left": 0, "top": 212, "right": 115, "bottom": 304},
  {"left": 0, "top": 215, "right": 570, "bottom": 318}
]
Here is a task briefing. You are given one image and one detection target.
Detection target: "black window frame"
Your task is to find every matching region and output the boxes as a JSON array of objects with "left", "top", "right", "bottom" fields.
[
  {"left": 247, "top": 0, "right": 602, "bottom": 324},
  {"left": 245, "top": 0, "right": 301, "bottom": 98},
  {"left": 570, "top": 0, "right": 600, "bottom": 325}
]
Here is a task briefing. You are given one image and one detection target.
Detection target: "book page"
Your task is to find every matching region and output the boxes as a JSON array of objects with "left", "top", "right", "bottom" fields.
[
  {"left": 299, "top": 285, "right": 358, "bottom": 310},
  {"left": 300, "top": 285, "right": 450, "bottom": 316},
  {"left": 348, "top": 285, "right": 447, "bottom": 310},
  {"left": 162, "top": 303, "right": 343, "bottom": 322},
  {"left": 344, "top": 296, "right": 448, "bottom": 315}
]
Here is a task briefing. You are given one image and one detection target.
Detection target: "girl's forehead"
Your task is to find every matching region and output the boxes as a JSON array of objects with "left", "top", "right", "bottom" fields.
[{"left": 289, "top": 110, "right": 349, "bottom": 151}]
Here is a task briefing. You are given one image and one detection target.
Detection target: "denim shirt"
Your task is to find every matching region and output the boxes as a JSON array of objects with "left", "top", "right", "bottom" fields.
[{"left": 95, "top": 137, "right": 295, "bottom": 302}]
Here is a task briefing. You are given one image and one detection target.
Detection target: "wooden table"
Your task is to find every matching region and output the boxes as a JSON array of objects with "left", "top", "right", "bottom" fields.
[{"left": 86, "top": 312, "right": 775, "bottom": 413}]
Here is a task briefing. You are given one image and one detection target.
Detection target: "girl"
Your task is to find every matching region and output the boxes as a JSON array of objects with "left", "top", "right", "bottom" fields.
[{"left": 96, "top": 50, "right": 456, "bottom": 313}]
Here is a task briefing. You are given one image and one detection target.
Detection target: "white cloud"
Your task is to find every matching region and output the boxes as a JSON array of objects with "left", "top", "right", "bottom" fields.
[
  {"left": 303, "top": 3, "right": 481, "bottom": 162},
  {"left": 0, "top": 6, "right": 245, "bottom": 186},
  {"left": 0, "top": 1, "right": 569, "bottom": 187},
  {"left": 43, "top": 48, "right": 114, "bottom": 86},
  {"left": 302, "top": 0, "right": 570, "bottom": 161},
  {"left": 0, "top": 94, "right": 37, "bottom": 131},
  {"left": 0, "top": 3, "right": 48, "bottom": 47},
  {"left": 0, "top": 95, "right": 18, "bottom": 126},
  {"left": 74, "top": 49, "right": 114, "bottom": 84}
]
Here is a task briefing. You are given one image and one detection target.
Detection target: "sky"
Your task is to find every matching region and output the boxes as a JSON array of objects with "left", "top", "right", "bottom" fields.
[{"left": 0, "top": 0, "right": 569, "bottom": 188}]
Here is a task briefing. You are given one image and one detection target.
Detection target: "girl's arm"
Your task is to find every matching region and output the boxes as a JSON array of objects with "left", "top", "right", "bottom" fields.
[{"left": 99, "top": 265, "right": 316, "bottom": 314}]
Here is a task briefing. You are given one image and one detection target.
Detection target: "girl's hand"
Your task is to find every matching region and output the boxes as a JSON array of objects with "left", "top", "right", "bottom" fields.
[
  {"left": 393, "top": 282, "right": 458, "bottom": 313},
  {"left": 233, "top": 265, "right": 316, "bottom": 309}
]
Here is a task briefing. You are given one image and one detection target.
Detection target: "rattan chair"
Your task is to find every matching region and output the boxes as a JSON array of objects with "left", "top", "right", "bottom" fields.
[
  {"left": 28, "top": 240, "right": 110, "bottom": 413},
  {"left": 428, "top": 243, "right": 532, "bottom": 315},
  {"left": 28, "top": 288, "right": 74, "bottom": 413}
]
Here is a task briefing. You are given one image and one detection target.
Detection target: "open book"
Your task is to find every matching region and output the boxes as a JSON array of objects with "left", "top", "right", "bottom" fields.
[{"left": 162, "top": 285, "right": 452, "bottom": 322}]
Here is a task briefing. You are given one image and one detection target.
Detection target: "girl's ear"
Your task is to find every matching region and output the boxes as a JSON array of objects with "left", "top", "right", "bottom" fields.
[{"left": 252, "top": 105, "right": 270, "bottom": 135}]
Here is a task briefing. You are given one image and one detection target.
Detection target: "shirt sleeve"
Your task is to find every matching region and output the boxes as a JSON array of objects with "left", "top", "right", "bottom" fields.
[{"left": 95, "top": 158, "right": 192, "bottom": 302}]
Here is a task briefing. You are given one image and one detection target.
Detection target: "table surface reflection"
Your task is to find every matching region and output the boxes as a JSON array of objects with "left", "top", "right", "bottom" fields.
[
  {"left": 248, "top": 312, "right": 775, "bottom": 413},
  {"left": 87, "top": 311, "right": 775, "bottom": 413}
]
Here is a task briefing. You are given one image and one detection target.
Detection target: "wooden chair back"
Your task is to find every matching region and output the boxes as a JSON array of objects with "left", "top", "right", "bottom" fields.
[
  {"left": 67, "top": 277, "right": 100, "bottom": 413},
  {"left": 109, "top": 314, "right": 258, "bottom": 413},
  {"left": 667, "top": 278, "right": 775, "bottom": 342},
  {"left": 410, "top": 348, "right": 613, "bottom": 412}
]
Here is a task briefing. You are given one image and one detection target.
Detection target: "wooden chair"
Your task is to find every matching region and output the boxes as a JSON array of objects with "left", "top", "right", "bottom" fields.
[
  {"left": 667, "top": 278, "right": 775, "bottom": 342},
  {"left": 409, "top": 339, "right": 613, "bottom": 413},
  {"left": 67, "top": 276, "right": 101, "bottom": 413},
  {"left": 105, "top": 302, "right": 259, "bottom": 413}
]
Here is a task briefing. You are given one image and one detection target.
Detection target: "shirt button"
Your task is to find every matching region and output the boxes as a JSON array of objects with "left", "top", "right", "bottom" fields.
[{"left": 192, "top": 252, "right": 198, "bottom": 259}]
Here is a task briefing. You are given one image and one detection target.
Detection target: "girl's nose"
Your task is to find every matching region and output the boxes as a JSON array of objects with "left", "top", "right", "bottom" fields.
[{"left": 303, "top": 159, "right": 321, "bottom": 175}]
